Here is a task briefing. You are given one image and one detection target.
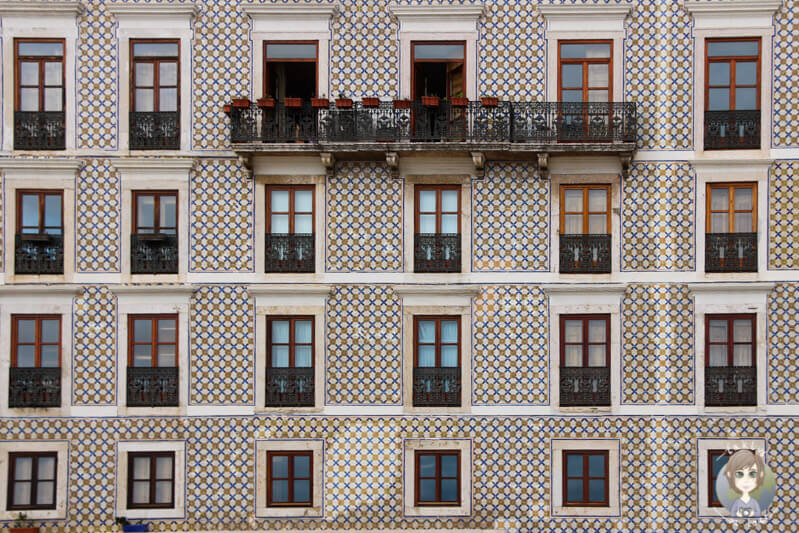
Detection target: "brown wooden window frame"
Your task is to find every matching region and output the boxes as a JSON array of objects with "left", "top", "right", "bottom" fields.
[
  {"left": 557, "top": 39, "right": 613, "bottom": 103},
  {"left": 414, "top": 450, "right": 461, "bottom": 507},
  {"left": 11, "top": 314, "right": 62, "bottom": 368},
  {"left": 126, "top": 451, "right": 175, "bottom": 509},
  {"left": 14, "top": 38, "right": 65, "bottom": 113},
  {"left": 266, "top": 451, "right": 313, "bottom": 507},
  {"left": 7, "top": 451, "right": 58, "bottom": 511},
  {"left": 562, "top": 450, "right": 609, "bottom": 507},
  {"left": 559, "top": 184, "right": 611, "bottom": 235},
  {"left": 708, "top": 449, "right": 733, "bottom": 508},
  {"left": 559, "top": 314, "right": 610, "bottom": 368},
  {"left": 132, "top": 190, "right": 179, "bottom": 235},
  {"left": 263, "top": 40, "right": 319, "bottom": 99},
  {"left": 413, "top": 315, "right": 461, "bottom": 368},
  {"left": 414, "top": 185, "right": 461, "bottom": 235},
  {"left": 410, "top": 40, "right": 466, "bottom": 99},
  {"left": 130, "top": 38, "right": 180, "bottom": 113},
  {"left": 127, "top": 314, "right": 179, "bottom": 368},
  {"left": 265, "top": 185, "right": 315, "bottom": 234},
  {"left": 16, "top": 190, "right": 64, "bottom": 235},
  {"left": 705, "top": 37, "right": 761, "bottom": 112},
  {"left": 705, "top": 182, "right": 757, "bottom": 233},
  {"left": 705, "top": 314, "right": 756, "bottom": 368},
  {"left": 266, "top": 316, "right": 315, "bottom": 368}
]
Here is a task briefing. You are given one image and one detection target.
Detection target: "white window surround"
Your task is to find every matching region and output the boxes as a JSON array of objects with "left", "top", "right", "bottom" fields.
[
  {"left": 248, "top": 285, "right": 330, "bottom": 412},
  {"left": 255, "top": 439, "right": 325, "bottom": 518},
  {"left": 242, "top": 4, "right": 338, "bottom": 101},
  {"left": 538, "top": 3, "right": 632, "bottom": 103},
  {"left": 0, "top": 158, "right": 82, "bottom": 283},
  {"left": 689, "top": 282, "right": 773, "bottom": 412},
  {"left": 542, "top": 284, "right": 625, "bottom": 411},
  {"left": 389, "top": 3, "right": 485, "bottom": 100},
  {"left": 110, "top": 286, "right": 194, "bottom": 416},
  {"left": 0, "top": 1, "right": 82, "bottom": 153},
  {"left": 0, "top": 440, "right": 70, "bottom": 520},
  {"left": 550, "top": 438, "right": 621, "bottom": 518},
  {"left": 683, "top": 0, "right": 780, "bottom": 157},
  {"left": 115, "top": 440, "right": 186, "bottom": 520},
  {"left": 107, "top": 3, "right": 197, "bottom": 153},
  {"left": 114, "top": 158, "right": 195, "bottom": 282},
  {"left": 693, "top": 160, "right": 771, "bottom": 276},
  {"left": 696, "top": 437, "right": 766, "bottom": 518},
  {"left": 0, "top": 285, "right": 80, "bottom": 417},
  {"left": 403, "top": 438, "right": 472, "bottom": 518}
]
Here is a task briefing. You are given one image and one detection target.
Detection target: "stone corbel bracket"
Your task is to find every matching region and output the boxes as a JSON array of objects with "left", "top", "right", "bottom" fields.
[
  {"left": 320, "top": 152, "right": 335, "bottom": 177},
  {"left": 471, "top": 151, "right": 486, "bottom": 177},
  {"left": 238, "top": 153, "right": 253, "bottom": 177},
  {"left": 386, "top": 151, "right": 400, "bottom": 177},
  {"left": 619, "top": 152, "right": 633, "bottom": 180},
  {"left": 535, "top": 152, "right": 550, "bottom": 179}
]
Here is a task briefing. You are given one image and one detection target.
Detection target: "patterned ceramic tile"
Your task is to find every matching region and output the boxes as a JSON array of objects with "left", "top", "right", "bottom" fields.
[
  {"left": 75, "top": 159, "right": 121, "bottom": 273},
  {"left": 768, "top": 283, "right": 799, "bottom": 404},
  {"left": 72, "top": 286, "right": 117, "bottom": 406},
  {"left": 769, "top": 161, "right": 799, "bottom": 270},
  {"left": 773, "top": 0, "right": 799, "bottom": 148}
]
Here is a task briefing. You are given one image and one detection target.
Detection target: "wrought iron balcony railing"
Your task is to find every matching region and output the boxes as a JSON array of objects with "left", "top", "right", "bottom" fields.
[
  {"left": 266, "top": 367, "right": 314, "bottom": 407},
  {"left": 130, "top": 111, "right": 180, "bottom": 150},
  {"left": 131, "top": 234, "right": 179, "bottom": 274},
  {"left": 560, "top": 366, "right": 611, "bottom": 407},
  {"left": 265, "top": 233, "right": 314, "bottom": 273},
  {"left": 414, "top": 233, "right": 461, "bottom": 273},
  {"left": 559, "top": 234, "right": 611, "bottom": 274},
  {"left": 14, "top": 111, "right": 66, "bottom": 150},
  {"left": 705, "top": 366, "right": 756, "bottom": 407},
  {"left": 704, "top": 110, "right": 760, "bottom": 150},
  {"left": 8, "top": 367, "right": 61, "bottom": 408},
  {"left": 127, "top": 367, "right": 179, "bottom": 407},
  {"left": 705, "top": 233, "right": 757, "bottom": 273},
  {"left": 413, "top": 367, "right": 461, "bottom": 407},
  {"left": 15, "top": 233, "right": 64, "bottom": 275},
  {"left": 229, "top": 100, "right": 637, "bottom": 145}
]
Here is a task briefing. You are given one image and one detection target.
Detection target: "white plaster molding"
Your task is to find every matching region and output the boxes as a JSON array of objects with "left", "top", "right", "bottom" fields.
[
  {"left": 0, "top": 285, "right": 82, "bottom": 298},
  {"left": 550, "top": 439, "right": 621, "bottom": 517},
  {"left": 394, "top": 284, "right": 481, "bottom": 307},
  {"left": 389, "top": 3, "right": 485, "bottom": 20},
  {"left": 254, "top": 439, "right": 325, "bottom": 518},
  {"left": 403, "top": 438, "right": 472, "bottom": 518},
  {"left": 107, "top": 2, "right": 198, "bottom": 18},
  {"left": 116, "top": 440, "right": 186, "bottom": 519},
  {"left": 0, "top": 158, "right": 83, "bottom": 173},
  {"left": 684, "top": 0, "right": 781, "bottom": 30},
  {"left": 538, "top": 3, "right": 633, "bottom": 33},
  {"left": 688, "top": 282, "right": 775, "bottom": 295},
  {"left": 0, "top": 440, "right": 70, "bottom": 520},
  {"left": 0, "top": 1, "right": 83, "bottom": 15},
  {"left": 111, "top": 285, "right": 196, "bottom": 304},
  {"left": 542, "top": 284, "right": 627, "bottom": 306},
  {"left": 248, "top": 285, "right": 331, "bottom": 297},
  {"left": 241, "top": 4, "right": 339, "bottom": 18},
  {"left": 113, "top": 157, "right": 197, "bottom": 172}
]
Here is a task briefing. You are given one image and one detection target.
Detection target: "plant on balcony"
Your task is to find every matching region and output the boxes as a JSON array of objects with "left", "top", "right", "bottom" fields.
[
  {"left": 451, "top": 96, "right": 469, "bottom": 107},
  {"left": 232, "top": 97, "right": 251, "bottom": 108},
  {"left": 362, "top": 97, "right": 380, "bottom": 107},
  {"left": 421, "top": 95, "right": 440, "bottom": 107},
  {"left": 393, "top": 98, "right": 412, "bottom": 109},
  {"left": 116, "top": 516, "right": 148, "bottom": 532},
  {"left": 335, "top": 94, "right": 353, "bottom": 108},
  {"left": 480, "top": 96, "right": 499, "bottom": 107},
  {"left": 284, "top": 97, "right": 303, "bottom": 108},
  {"left": 11, "top": 513, "right": 38, "bottom": 533},
  {"left": 257, "top": 95, "right": 276, "bottom": 108},
  {"left": 311, "top": 94, "right": 329, "bottom": 108}
]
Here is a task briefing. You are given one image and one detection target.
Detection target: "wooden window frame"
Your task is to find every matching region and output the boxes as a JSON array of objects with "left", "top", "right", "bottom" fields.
[
  {"left": 7, "top": 452, "right": 58, "bottom": 511},
  {"left": 132, "top": 190, "right": 179, "bottom": 235},
  {"left": 126, "top": 451, "right": 175, "bottom": 509},
  {"left": 127, "top": 314, "right": 179, "bottom": 368},
  {"left": 705, "top": 182, "right": 757, "bottom": 233},
  {"left": 559, "top": 184, "right": 611, "bottom": 235},
  {"left": 704, "top": 314, "right": 756, "bottom": 368},
  {"left": 562, "top": 450, "right": 609, "bottom": 507},
  {"left": 263, "top": 40, "right": 319, "bottom": 99},
  {"left": 266, "top": 316, "right": 315, "bottom": 369},
  {"left": 705, "top": 37, "right": 761, "bottom": 112},
  {"left": 410, "top": 41, "right": 466, "bottom": 99},
  {"left": 708, "top": 449, "right": 733, "bottom": 508},
  {"left": 265, "top": 185, "right": 315, "bottom": 234},
  {"left": 14, "top": 38, "right": 65, "bottom": 113},
  {"left": 559, "top": 314, "right": 610, "bottom": 368},
  {"left": 557, "top": 39, "right": 613, "bottom": 103},
  {"left": 11, "top": 315, "right": 62, "bottom": 368},
  {"left": 414, "top": 185, "right": 461, "bottom": 234},
  {"left": 15, "top": 190, "right": 64, "bottom": 235},
  {"left": 266, "top": 451, "right": 313, "bottom": 507},
  {"left": 414, "top": 450, "right": 461, "bottom": 507},
  {"left": 413, "top": 315, "right": 461, "bottom": 368},
  {"left": 130, "top": 38, "right": 180, "bottom": 113}
]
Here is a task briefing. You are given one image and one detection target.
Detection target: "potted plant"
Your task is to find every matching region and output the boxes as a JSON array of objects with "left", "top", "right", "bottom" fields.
[
  {"left": 335, "top": 93, "right": 353, "bottom": 108},
  {"left": 257, "top": 95, "right": 276, "bottom": 108},
  {"left": 232, "top": 97, "right": 251, "bottom": 108},
  {"left": 451, "top": 96, "right": 469, "bottom": 107},
  {"left": 480, "top": 96, "right": 499, "bottom": 107},
  {"left": 421, "top": 95, "right": 440, "bottom": 107},
  {"left": 11, "top": 513, "right": 38, "bottom": 533},
  {"left": 393, "top": 98, "right": 412, "bottom": 109},
  {"left": 116, "top": 516, "right": 148, "bottom": 532},
  {"left": 284, "top": 97, "right": 303, "bottom": 108},
  {"left": 311, "top": 93, "right": 329, "bottom": 108},
  {"left": 362, "top": 97, "right": 380, "bottom": 108}
]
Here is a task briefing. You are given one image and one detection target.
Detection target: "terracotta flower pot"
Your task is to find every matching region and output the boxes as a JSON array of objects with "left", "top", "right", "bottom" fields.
[
  {"left": 223, "top": 104, "right": 232, "bottom": 114},
  {"left": 11, "top": 528, "right": 40, "bottom": 533},
  {"left": 421, "top": 95, "right": 440, "bottom": 107},
  {"left": 480, "top": 96, "right": 499, "bottom": 107},
  {"left": 257, "top": 97, "right": 276, "bottom": 109},
  {"left": 335, "top": 98, "right": 353, "bottom": 108},
  {"left": 232, "top": 98, "right": 251, "bottom": 108},
  {"left": 361, "top": 97, "right": 380, "bottom": 108},
  {"left": 284, "top": 97, "right": 303, "bottom": 108},
  {"left": 451, "top": 97, "right": 469, "bottom": 107},
  {"left": 311, "top": 98, "right": 329, "bottom": 108},
  {"left": 393, "top": 99, "right": 412, "bottom": 109}
]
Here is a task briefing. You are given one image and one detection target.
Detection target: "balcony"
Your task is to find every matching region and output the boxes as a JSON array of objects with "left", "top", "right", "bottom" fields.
[
  {"left": 127, "top": 367, "right": 179, "bottom": 407},
  {"left": 414, "top": 233, "right": 461, "bottom": 273},
  {"left": 265, "top": 233, "right": 314, "bottom": 273},
  {"left": 560, "top": 366, "right": 611, "bottom": 407},
  {"left": 265, "top": 367, "right": 314, "bottom": 407},
  {"left": 559, "top": 234, "right": 611, "bottom": 274},
  {"left": 15, "top": 234, "right": 64, "bottom": 275},
  {"left": 705, "top": 366, "right": 756, "bottom": 407},
  {"left": 131, "top": 234, "right": 179, "bottom": 274},
  {"left": 130, "top": 111, "right": 180, "bottom": 150},
  {"left": 14, "top": 111, "right": 65, "bottom": 150},
  {"left": 705, "top": 233, "right": 757, "bottom": 273},
  {"left": 704, "top": 110, "right": 760, "bottom": 150},
  {"left": 8, "top": 367, "right": 61, "bottom": 408},
  {"left": 412, "top": 367, "right": 461, "bottom": 407}
]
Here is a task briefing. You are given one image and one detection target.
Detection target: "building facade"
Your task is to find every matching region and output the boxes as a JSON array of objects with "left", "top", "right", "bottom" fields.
[{"left": 0, "top": 0, "right": 797, "bottom": 530}]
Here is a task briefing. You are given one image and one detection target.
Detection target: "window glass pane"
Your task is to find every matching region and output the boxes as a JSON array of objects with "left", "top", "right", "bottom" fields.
[
  {"left": 38, "top": 456, "right": 56, "bottom": 479},
  {"left": 588, "top": 214, "right": 606, "bottom": 234},
  {"left": 561, "top": 43, "right": 611, "bottom": 58},
  {"left": 20, "top": 88, "right": 39, "bottom": 111},
  {"left": 564, "top": 345, "right": 582, "bottom": 367},
  {"left": 735, "top": 61, "right": 757, "bottom": 85},
  {"left": 294, "top": 346, "right": 312, "bottom": 367},
  {"left": 588, "top": 64, "right": 608, "bottom": 87},
  {"left": 709, "top": 62, "right": 730, "bottom": 86},
  {"left": 294, "top": 190, "right": 313, "bottom": 212},
  {"left": 735, "top": 87, "right": 757, "bottom": 110},
  {"left": 266, "top": 43, "right": 317, "bottom": 59},
  {"left": 561, "top": 89, "right": 583, "bottom": 103},
  {"left": 709, "top": 345, "right": 727, "bottom": 367},
  {"left": 155, "top": 481, "right": 172, "bottom": 503},
  {"left": 711, "top": 187, "right": 729, "bottom": 210},
  {"left": 566, "top": 479, "right": 583, "bottom": 502},
  {"left": 135, "top": 89, "right": 154, "bottom": 112},
  {"left": 159, "top": 62, "right": 178, "bottom": 86},
  {"left": 270, "top": 190, "right": 289, "bottom": 212},
  {"left": 413, "top": 44, "right": 464, "bottom": 60},
  {"left": 417, "top": 346, "right": 435, "bottom": 367},
  {"left": 418, "top": 321, "right": 435, "bottom": 344},
  {"left": 564, "top": 214, "right": 582, "bottom": 234},
  {"left": 564, "top": 189, "right": 583, "bottom": 212},
  {"left": 158, "top": 319, "right": 176, "bottom": 343},
  {"left": 419, "top": 214, "right": 436, "bottom": 233},
  {"left": 131, "top": 481, "right": 149, "bottom": 504},
  {"left": 271, "top": 346, "right": 289, "bottom": 368},
  {"left": 440, "top": 321, "right": 458, "bottom": 343},
  {"left": 294, "top": 214, "right": 313, "bottom": 233},
  {"left": 588, "top": 90, "right": 608, "bottom": 103},
  {"left": 588, "top": 320, "right": 605, "bottom": 343},
  {"left": 564, "top": 320, "right": 582, "bottom": 343},
  {"left": 271, "top": 480, "right": 288, "bottom": 502},
  {"left": 293, "top": 479, "right": 310, "bottom": 502},
  {"left": 588, "top": 189, "right": 607, "bottom": 212},
  {"left": 419, "top": 455, "right": 436, "bottom": 476},
  {"left": 271, "top": 455, "right": 289, "bottom": 478},
  {"left": 441, "top": 345, "right": 458, "bottom": 367},
  {"left": 133, "top": 345, "right": 151, "bottom": 367},
  {"left": 20, "top": 62, "right": 39, "bottom": 85},
  {"left": 13, "top": 481, "right": 31, "bottom": 506},
  {"left": 41, "top": 345, "right": 59, "bottom": 367},
  {"left": 137, "top": 196, "right": 155, "bottom": 228},
  {"left": 419, "top": 479, "right": 436, "bottom": 501},
  {"left": 566, "top": 454, "right": 582, "bottom": 476},
  {"left": 21, "top": 194, "right": 40, "bottom": 229},
  {"left": 707, "top": 40, "right": 758, "bottom": 57},
  {"left": 160, "top": 196, "right": 177, "bottom": 228},
  {"left": 132, "top": 456, "right": 150, "bottom": 479},
  {"left": 14, "top": 457, "right": 33, "bottom": 480},
  {"left": 271, "top": 321, "right": 289, "bottom": 344},
  {"left": 713, "top": 453, "right": 730, "bottom": 477},
  {"left": 588, "top": 479, "right": 606, "bottom": 502},
  {"left": 734, "top": 319, "right": 752, "bottom": 342},
  {"left": 157, "top": 344, "right": 175, "bottom": 367},
  {"left": 135, "top": 63, "right": 154, "bottom": 86},
  {"left": 44, "top": 195, "right": 61, "bottom": 228},
  {"left": 709, "top": 320, "right": 728, "bottom": 343},
  {"left": 441, "top": 478, "right": 458, "bottom": 502},
  {"left": 44, "top": 88, "right": 62, "bottom": 111},
  {"left": 588, "top": 454, "right": 605, "bottom": 477},
  {"left": 133, "top": 42, "right": 179, "bottom": 57},
  {"left": 134, "top": 319, "right": 152, "bottom": 343},
  {"left": 441, "top": 455, "right": 458, "bottom": 477},
  {"left": 19, "top": 42, "right": 63, "bottom": 56},
  {"left": 294, "top": 455, "right": 310, "bottom": 478},
  {"left": 711, "top": 213, "right": 729, "bottom": 233},
  {"left": 36, "top": 481, "right": 54, "bottom": 505},
  {"left": 561, "top": 64, "right": 582, "bottom": 88},
  {"left": 441, "top": 214, "right": 458, "bottom": 233},
  {"left": 16, "top": 345, "right": 35, "bottom": 367},
  {"left": 734, "top": 344, "right": 752, "bottom": 366},
  {"left": 270, "top": 214, "right": 289, "bottom": 233},
  {"left": 734, "top": 213, "right": 753, "bottom": 232},
  {"left": 159, "top": 88, "right": 178, "bottom": 112},
  {"left": 295, "top": 320, "right": 312, "bottom": 344},
  {"left": 17, "top": 319, "right": 37, "bottom": 343},
  {"left": 441, "top": 190, "right": 458, "bottom": 212},
  {"left": 733, "top": 187, "right": 753, "bottom": 211},
  {"left": 588, "top": 345, "right": 606, "bottom": 367},
  {"left": 708, "top": 88, "right": 730, "bottom": 111},
  {"left": 419, "top": 190, "right": 437, "bottom": 213},
  {"left": 155, "top": 456, "right": 172, "bottom": 478},
  {"left": 45, "top": 62, "right": 62, "bottom": 85}
]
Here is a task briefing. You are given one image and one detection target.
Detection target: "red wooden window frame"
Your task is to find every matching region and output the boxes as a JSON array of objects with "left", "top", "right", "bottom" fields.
[
  {"left": 562, "top": 450, "right": 609, "bottom": 507},
  {"left": 414, "top": 450, "right": 461, "bottom": 506},
  {"left": 11, "top": 315, "right": 62, "bottom": 368},
  {"left": 265, "top": 185, "right": 315, "bottom": 234},
  {"left": 263, "top": 40, "right": 319, "bottom": 98},
  {"left": 557, "top": 40, "right": 613, "bottom": 103},
  {"left": 559, "top": 314, "right": 610, "bottom": 368},
  {"left": 704, "top": 314, "right": 756, "bottom": 367},
  {"left": 127, "top": 314, "right": 179, "bottom": 368},
  {"left": 266, "top": 316, "right": 315, "bottom": 368},
  {"left": 705, "top": 182, "right": 757, "bottom": 233},
  {"left": 132, "top": 190, "right": 178, "bottom": 235},
  {"left": 126, "top": 451, "right": 175, "bottom": 509},
  {"left": 7, "top": 452, "right": 58, "bottom": 511},
  {"left": 708, "top": 449, "right": 733, "bottom": 508},
  {"left": 410, "top": 41, "right": 466, "bottom": 99},
  {"left": 266, "top": 451, "right": 313, "bottom": 507},
  {"left": 413, "top": 315, "right": 461, "bottom": 368},
  {"left": 559, "top": 184, "right": 611, "bottom": 235},
  {"left": 130, "top": 39, "right": 180, "bottom": 113},
  {"left": 414, "top": 185, "right": 461, "bottom": 234},
  {"left": 14, "top": 38, "right": 65, "bottom": 112},
  {"left": 16, "top": 190, "right": 64, "bottom": 235},
  {"left": 705, "top": 38, "right": 761, "bottom": 112}
]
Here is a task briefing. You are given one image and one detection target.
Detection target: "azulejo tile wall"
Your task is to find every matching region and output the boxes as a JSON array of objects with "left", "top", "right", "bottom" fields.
[
  {"left": 472, "top": 163, "right": 549, "bottom": 272},
  {"left": 472, "top": 285, "right": 549, "bottom": 405},
  {"left": 326, "top": 285, "right": 402, "bottom": 405},
  {"left": 773, "top": 0, "right": 799, "bottom": 148},
  {"left": 326, "top": 163, "right": 403, "bottom": 272},
  {"left": 769, "top": 161, "right": 799, "bottom": 270},
  {"left": 75, "top": 159, "right": 121, "bottom": 273},
  {"left": 72, "top": 286, "right": 117, "bottom": 406},
  {"left": 622, "top": 284, "right": 694, "bottom": 405},
  {"left": 621, "top": 162, "right": 695, "bottom": 271},
  {"left": 768, "top": 283, "right": 799, "bottom": 404}
]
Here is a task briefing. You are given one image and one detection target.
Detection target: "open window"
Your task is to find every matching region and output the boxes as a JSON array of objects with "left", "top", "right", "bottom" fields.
[
  {"left": 411, "top": 42, "right": 465, "bottom": 100},
  {"left": 264, "top": 41, "right": 318, "bottom": 100}
]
